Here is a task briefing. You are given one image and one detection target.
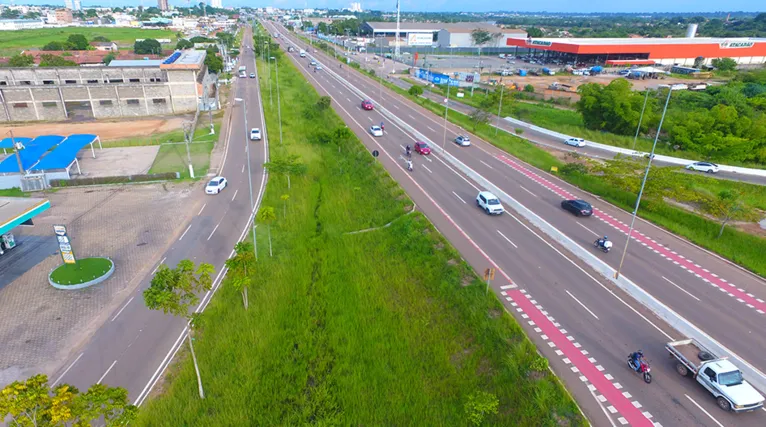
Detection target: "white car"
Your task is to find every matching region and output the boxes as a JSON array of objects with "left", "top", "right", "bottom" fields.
[
  {"left": 310, "top": 60, "right": 317, "bottom": 66},
  {"left": 686, "top": 161, "right": 719, "bottom": 174},
  {"left": 455, "top": 135, "right": 471, "bottom": 146},
  {"left": 564, "top": 137, "right": 586, "bottom": 147},
  {"left": 205, "top": 176, "right": 228, "bottom": 195},
  {"left": 369, "top": 125, "right": 383, "bottom": 137},
  {"left": 250, "top": 128, "right": 262, "bottom": 141},
  {"left": 476, "top": 191, "right": 504, "bottom": 215}
]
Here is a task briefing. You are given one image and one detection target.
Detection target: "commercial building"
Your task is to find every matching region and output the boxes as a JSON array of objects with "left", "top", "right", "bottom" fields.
[
  {"left": 158, "top": 0, "right": 169, "bottom": 11},
  {"left": 0, "top": 50, "right": 210, "bottom": 123},
  {"left": 505, "top": 37, "right": 766, "bottom": 66},
  {"left": 0, "top": 19, "right": 44, "bottom": 31},
  {"left": 362, "top": 22, "right": 526, "bottom": 48},
  {"left": 211, "top": 0, "right": 223, "bottom": 8},
  {"left": 54, "top": 9, "right": 73, "bottom": 24}
]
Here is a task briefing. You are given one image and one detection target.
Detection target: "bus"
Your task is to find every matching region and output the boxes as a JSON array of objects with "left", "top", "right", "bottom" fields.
[{"left": 238, "top": 66, "right": 246, "bottom": 78}]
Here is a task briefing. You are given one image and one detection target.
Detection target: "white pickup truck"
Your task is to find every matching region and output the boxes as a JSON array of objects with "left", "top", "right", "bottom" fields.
[{"left": 666, "top": 339, "right": 764, "bottom": 412}]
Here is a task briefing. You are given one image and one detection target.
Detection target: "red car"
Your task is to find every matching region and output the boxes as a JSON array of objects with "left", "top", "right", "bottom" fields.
[
  {"left": 361, "top": 100, "right": 374, "bottom": 110},
  {"left": 414, "top": 141, "right": 431, "bottom": 155}
]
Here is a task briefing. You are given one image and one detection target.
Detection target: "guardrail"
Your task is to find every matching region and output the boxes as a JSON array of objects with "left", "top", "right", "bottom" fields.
[{"left": 298, "top": 45, "right": 766, "bottom": 394}]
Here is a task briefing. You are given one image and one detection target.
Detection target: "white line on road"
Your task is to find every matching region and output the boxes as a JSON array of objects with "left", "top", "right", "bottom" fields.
[
  {"left": 565, "top": 290, "right": 599, "bottom": 320},
  {"left": 685, "top": 394, "right": 725, "bottom": 427},
  {"left": 231, "top": 189, "right": 239, "bottom": 202},
  {"left": 577, "top": 222, "right": 600, "bottom": 237},
  {"left": 496, "top": 229, "right": 518, "bottom": 248},
  {"left": 480, "top": 160, "right": 494, "bottom": 170},
  {"left": 452, "top": 191, "right": 466, "bottom": 204},
  {"left": 179, "top": 224, "right": 192, "bottom": 241},
  {"left": 97, "top": 360, "right": 117, "bottom": 385},
  {"left": 519, "top": 185, "right": 538, "bottom": 198},
  {"left": 346, "top": 97, "right": 351, "bottom": 103},
  {"left": 422, "top": 164, "right": 433, "bottom": 173},
  {"left": 426, "top": 126, "right": 436, "bottom": 133},
  {"left": 408, "top": 114, "right": 416, "bottom": 120},
  {"left": 111, "top": 297, "right": 135, "bottom": 322},
  {"left": 207, "top": 223, "right": 220, "bottom": 241},
  {"left": 197, "top": 203, "right": 206, "bottom": 216},
  {"left": 52, "top": 353, "right": 83, "bottom": 387},
  {"left": 392, "top": 104, "right": 399, "bottom": 109},
  {"left": 662, "top": 276, "right": 701, "bottom": 302},
  {"left": 241, "top": 164, "right": 245, "bottom": 173}
]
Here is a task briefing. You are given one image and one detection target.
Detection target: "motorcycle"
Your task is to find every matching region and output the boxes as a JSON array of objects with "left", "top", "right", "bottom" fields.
[
  {"left": 406, "top": 161, "right": 413, "bottom": 172},
  {"left": 627, "top": 355, "right": 652, "bottom": 384},
  {"left": 594, "top": 239, "right": 613, "bottom": 253}
]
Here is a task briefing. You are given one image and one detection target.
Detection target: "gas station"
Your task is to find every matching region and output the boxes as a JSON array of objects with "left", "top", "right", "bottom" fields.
[{"left": 0, "top": 197, "right": 50, "bottom": 256}]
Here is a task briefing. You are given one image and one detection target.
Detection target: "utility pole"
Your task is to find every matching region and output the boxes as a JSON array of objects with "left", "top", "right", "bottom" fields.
[
  {"left": 182, "top": 121, "right": 195, "bottom": 178},
  {"left": 495, "top": 84, "right": 504, "bottom": 136},
  {"left": 441, "top": 82, "right": 451, "bottom": 151},
  {"left": 394, "top": 0, "right": 400, "bottom": 74},
  {"left": 271, "top": 56, "right": 283, "bottom": 145},
  {"left": 267, "top": 41, "right": 272, "bottom": 107}
]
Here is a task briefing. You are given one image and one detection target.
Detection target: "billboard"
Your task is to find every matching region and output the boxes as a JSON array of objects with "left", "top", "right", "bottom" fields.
[
  {"left": 416, "top": 68, "right": 459, "bottom": 86},
  {"left": 408, "top": 33, "right": 433, "bottom": 46}
]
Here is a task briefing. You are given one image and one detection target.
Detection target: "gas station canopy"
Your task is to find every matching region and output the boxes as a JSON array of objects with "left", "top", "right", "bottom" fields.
[{"left": 0, "top": 197, "right": 50, "bottom": 236}]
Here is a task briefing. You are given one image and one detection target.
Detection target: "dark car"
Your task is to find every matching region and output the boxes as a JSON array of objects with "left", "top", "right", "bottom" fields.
[
  {"left": 561, "top": 199, "right": 593, "bottom": 217},
  {"left": 414, "top": 141, "right": 431, "bottom": 155},
  {"left": 361, "top": 100, "right": 374, "bottom": 110}
]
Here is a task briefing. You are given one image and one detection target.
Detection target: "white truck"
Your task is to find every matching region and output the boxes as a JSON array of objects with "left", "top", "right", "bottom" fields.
[
  {"left": 238, "top": 65, "right": 246, "bottom": 78},
  {"left": 299, "top": 49, "right": 306, "bottom": 57},
  {"left": 666, "top": 339, "right": 764, "bottom": 412}
]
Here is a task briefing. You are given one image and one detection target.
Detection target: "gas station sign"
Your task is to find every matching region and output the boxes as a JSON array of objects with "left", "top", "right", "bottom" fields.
[{"left": 54, "top": 225, "right": 76, "bottom": 264}]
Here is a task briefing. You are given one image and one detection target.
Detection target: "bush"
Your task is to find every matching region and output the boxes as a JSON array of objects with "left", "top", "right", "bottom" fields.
[
  {"left": 560, "top": 163, "right": 588, "bottom": 176},
  {"left": 524, "top": 84, "right": 535, "bottom": 93},
  {"left": 514, "top": 127, "right": 524, "bottom": 136},
  {"left": 408, "top": 85, "right": 424, "bottom": 96},
  {"left": 50, "top": 172, "right": 179, "bottom": 187}
]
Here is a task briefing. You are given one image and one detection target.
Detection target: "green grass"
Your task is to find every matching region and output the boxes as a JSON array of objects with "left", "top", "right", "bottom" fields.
[
  {"left": 0, "top": 27, "right": 176, "bottom": 56},
  {"left": 148, "top": 141, "right": 214, "bottom": 179},
  {"left": 49, "top": 257, "right": 112, "bottom": 285},
  {"left": 0, "top": 188, "right": 26, "bottom": 197},
  {"left": 135, "top": 27, "right": 584, "bottom": 426}
]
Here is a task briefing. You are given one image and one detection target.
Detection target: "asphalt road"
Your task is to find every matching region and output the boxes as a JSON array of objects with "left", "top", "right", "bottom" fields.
[
  {"left": 49, "top": 26, "right": 269, "bottom": 406},
  {"left": 268, "top": 21, "right": 766, "bottom": 427}
]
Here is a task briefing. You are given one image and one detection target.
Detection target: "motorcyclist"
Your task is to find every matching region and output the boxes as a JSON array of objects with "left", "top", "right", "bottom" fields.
[
  {"left": 405, "top": 145, "right": 411, "bottom": 157},
  {"left": 599, "top": 236, "right": 609, "bottom": 248},
  {"left": 380, "top": 121, "right": 385, "bottom": 131},
  {"left": 629, "top": 350, "right": 645, "bottom": 371}
]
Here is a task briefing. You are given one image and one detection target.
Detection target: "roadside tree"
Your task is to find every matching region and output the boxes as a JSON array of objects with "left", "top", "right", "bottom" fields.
[
  {"left": 225, "top": 242, "right": 256, "bottom": 309},
  {"left": 257, "top": 206, "right": 277, "bottom": 257}
]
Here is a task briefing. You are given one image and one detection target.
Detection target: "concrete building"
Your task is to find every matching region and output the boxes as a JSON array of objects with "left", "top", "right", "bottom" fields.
[
  {"left": 437, "top": 26, "right": 526, "bottom": 49},
  {"left": 90, "top": 42, "right": 119, "bottom": 51},
  {"left": 64, "top": 0, "right": 73, "bottom": 10},
  {"left": 73, "top": 0, "right": 81, "bottom": 11},
  {"left": 0, "top": 50, "right": 209, "bottom": 123},
  {"left": 158, "top": 0, "right": 169, "bottom": 11},
  {"left": 362, "top": 22, "right": 526, "bottom": 48},
  {"left": 55, "top": 9, "right": 73, "bottom": 24},
  {"left": 0, "top": 19, "right": 44, "bottom": 31},
  {"left": 211, "top": 0, "right": 223, "bottom": 8}
]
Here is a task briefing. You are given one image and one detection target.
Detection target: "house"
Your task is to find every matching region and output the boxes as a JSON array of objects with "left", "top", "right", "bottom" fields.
[{"left": 90, "top": 42, "right": 119, "bottom": 52}]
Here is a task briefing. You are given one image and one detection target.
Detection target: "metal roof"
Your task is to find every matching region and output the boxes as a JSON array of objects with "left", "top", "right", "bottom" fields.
[
  {"left": 0, "top": 137, "right": 32, "bottom": 150},
  {"left": 108, "top": 59, "right": 164, "bottom": 67},
  {"left": 526, "top": 37, "right": 766, "bottom": 46},
  {"left": 0, "top": 197, "right": 50, "bottom": 236},
  {"left": 0, "top": 135, "right": 65, "bottom": 173},
  {"left": 365, "top": 22, "right": 524, "bottom": 34},
  {"left": 30, "top": 134, "right": 98, "bottom": 171}
]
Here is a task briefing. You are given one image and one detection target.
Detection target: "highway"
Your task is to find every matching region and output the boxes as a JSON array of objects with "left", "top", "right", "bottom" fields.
[
  {"left": 49, "top": 26, "right": 268, "bottom": 406},
  {"left": 266, "top": 21, "right": 766, "bottom": 427}
]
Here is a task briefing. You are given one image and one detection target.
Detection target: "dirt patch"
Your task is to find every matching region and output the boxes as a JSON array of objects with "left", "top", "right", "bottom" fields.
[{"left": 0, "top": 115, "right": 190, "bottom": 141}]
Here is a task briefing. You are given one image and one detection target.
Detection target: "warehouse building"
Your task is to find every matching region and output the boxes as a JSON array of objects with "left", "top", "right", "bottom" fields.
[
  {"left": 505, "top": 36, "right": 766, "bottom": 66},
  {"left": 362, "top": 22, "right": 526, "bottom": 48},
  {"left": 0, "top": 50, "right": 211, "bottom": 122}
]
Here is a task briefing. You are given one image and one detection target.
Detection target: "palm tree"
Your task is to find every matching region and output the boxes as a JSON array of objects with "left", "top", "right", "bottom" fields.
[
  {"left": 280, "top": 194, "right": 290, "bottom": 218},
  {"left": 257, "top": 206, "right": 277, "bottom": 257}
]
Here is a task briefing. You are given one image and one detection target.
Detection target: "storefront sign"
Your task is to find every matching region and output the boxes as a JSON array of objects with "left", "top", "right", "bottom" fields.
[
  {"left": 720, "top": 41, "right": 754, "bottom": 49},
  {"left": 528, "top": 39, "right": 552, "bottom": 47}
]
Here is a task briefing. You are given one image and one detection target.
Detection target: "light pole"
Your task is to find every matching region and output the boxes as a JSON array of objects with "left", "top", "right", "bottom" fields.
[
  {"left": 182, "top": 121, "right": 195, "bottom": 178},
  {"left": 234, "top": 97, "right": 257, "bottom": 260},
  {"left": 495, "top": 84, "right": 505, "bottom": 136},
  {"left": 441, "top": 81, "right": 451, "bottom": 151},
  {"left": 270, "top": 56, "right": 283, "bottom": 145},
  {"left": 266, "top": 41, "right": 272, "bottom": 107},
  {"left": 614, "top": 87, "right": 674, "bottom": 279}
]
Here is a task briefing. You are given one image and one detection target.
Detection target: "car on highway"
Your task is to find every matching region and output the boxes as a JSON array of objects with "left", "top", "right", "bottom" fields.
[
  {"left": 564, "top": 137, "right": 586, "bottom": 147},
  {"left": 315, "top": 65, "right": 323, "bottom": 71},
  {"left": 476, "top": 191, "right": 504, "bottom": 215},
  {"left": 455, "top": 135, "right": 471, "bottom": 146},
  {"left": 205, "top": 176, "right": 228, "bottom": 195},
  {"left": 310, "top": 60, "right": 317, "bottom": 66},
  {"left": 250, "top": 128, "right": 262, "bottom": 141},
  {"left": 369, "top": 125, "right": 383, "bottom": 137},
  {"left": 686, "top": 161, "right": 719, "bottom": 174},
  {"left": 361, "top": 100, "right": 374, "bottom": 110},
  {"left": 561, "top": 199, "right": 593, "bottom": 217},
  {"left": 249, "top": 73, "right": 255, "bottom": 78},
  {"left": 414, "top": 141, "right": 431, "bottom": 155}
]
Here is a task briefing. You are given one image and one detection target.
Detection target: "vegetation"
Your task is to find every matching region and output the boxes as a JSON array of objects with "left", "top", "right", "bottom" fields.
[
  {"left": 49, "top": 257, "right": 113, "bottom": 285},
  {"left": 0, "top": 27, "right": 176, "bottom": 56},
  {"left": 134, "top": 38, "right": 161, "bottom": 55},
  {"left": 0, "top": 374, "right": 136, "bottom": 426},
  {"left": 135, "top": 25, "right": 584, "bottom": 425},
  {"left": 39, "top": 54, "right": 78, "bottom": 67},
  {"left": 8, "top": 54, "right": 34, "bottom": 67}
]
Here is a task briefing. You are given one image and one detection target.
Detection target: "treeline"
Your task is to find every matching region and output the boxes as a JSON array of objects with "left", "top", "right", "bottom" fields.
[{"left": 576, "top": 70, "right": 766, "bottom": 164}]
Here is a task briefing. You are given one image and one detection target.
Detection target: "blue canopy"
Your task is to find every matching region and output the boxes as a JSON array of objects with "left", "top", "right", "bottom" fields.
[
  {"left": 30, "top": 134, "right": 98, "bottom": 171},
  {"left": 0, "top": 137, "right": 32, "bottom": 150},
  {"left": 0, "top": 135, "right": 65, "bottom": 173}
]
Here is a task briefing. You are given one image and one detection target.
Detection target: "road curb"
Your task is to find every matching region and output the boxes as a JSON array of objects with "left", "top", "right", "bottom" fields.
[{"left": 49, "top": 257, "right": 115, "bottom": 290}]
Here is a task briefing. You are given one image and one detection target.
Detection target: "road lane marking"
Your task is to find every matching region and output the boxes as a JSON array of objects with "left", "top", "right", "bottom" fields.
[
  {"left": 684, "top": 395, "right": 725, "bottom": 427},
  {"left": 197, "top": 203, "right": 207, "bottom": 216},
  {"left": 242, "top": 164, "right": 245, "bottom": 173},
  {"left": 52, "top": 353, "right": 83, "bottom": 387},
  {"left": 231, "top": 189, "right": 239, "bottom": 202},
  {"left": 179, "top": 224, "right": 192, "bottom": 241},
  {"left": 496, "top": 230, "right": 518, "bottom": 248},
  {"left": 151, "top": 257, "right": 166, "bottom": 275},
  {"left": 452, "top": 191, "right": 466, "bottom": 204},
  {"left": 566, "top": 290, "right": 599, "bottom": 320},
  {"left": 111, "top": 297, "right": 135, "bottom": 322},
  {"left": 519, "top": 185, "right": 538, "bottom": 198},
  {"left": 346, "top": 97, "right": 351, "bottom": 103},
  {"left": 392, "top": 104, "right": 399, "bottom": 109},
  {"left": 408, "top": 114, "right": 416, "bottom": 120},
  {"left": 480, "top": 160, "right": 494, "bottom": 170},
  {"left": 577, "top": 222, "right": 600, "bottom": 237},
  {"left": 433, "top": 155, "right": 480, "bottom": 191},
  {"left": 662, "top": 276, "right": 701, "bottom": 302},
  {"left": 422, "top": 164, "right": 432, "bottom": 173},
  {"left": 207, "top": 223, "right": 220, "bottom": 241},
  {"left": 426, "top": 126, "right": 436, "bottom": 133},
  {"left": 97, "top": 360, "right": 117, "bottom": 384}
]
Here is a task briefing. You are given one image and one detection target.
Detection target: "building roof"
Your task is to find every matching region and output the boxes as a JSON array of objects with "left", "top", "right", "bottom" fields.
[
  {"left": 520, "top": 36, "right": 766, "bottom": 46},
  {"left": 90, "top": 42, "right": 116, "bottom": 47},
  {"left": 0, "top": 197, "right": 50, "bottom": 236},
  {"left": 108, "top": 59, "right": 164, "bottom": 67},
  {"left": 365, "top": 21, "right": 524, "bottom": 34},
  {"left": 31, "top": 134, "right": 98, "bottom": 171},
  {"left": 0, "top": 135, "right": 65, "bottom": 173},
  {"left": 160, "top": 49, "right": 206, "bottom": 70}
]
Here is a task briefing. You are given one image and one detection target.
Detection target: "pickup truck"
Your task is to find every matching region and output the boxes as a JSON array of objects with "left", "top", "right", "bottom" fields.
[{"left": 666, "top": 339, "right": 764, "bottom": 412}]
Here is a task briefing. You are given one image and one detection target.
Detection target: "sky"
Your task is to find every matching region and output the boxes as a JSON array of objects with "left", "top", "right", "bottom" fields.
[{"left": 16, "top": 0, "right": 766, "bottom": 13}]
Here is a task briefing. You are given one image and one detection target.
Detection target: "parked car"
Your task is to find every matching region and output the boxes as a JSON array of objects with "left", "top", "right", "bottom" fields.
[
  {"left": 686, "top": 161, "right": 719, "bottom": 174},
  {"left": 250, "top": 128, "right": 262, "bottom": 141},
  {"left": 361, "top": 100, "right": 374, "bottom": 110},
  {"left": 205, "top": 176, "right": 228, "bottom": 195},
  {"left": 561, "top": 199, "right": 593, "bottom": 217},
  {"left": 414, "top": 141, "right": 431, "bottom": 155},
  {"left": 564, "top": 137, "right": 586, "bottom": 147},
  {"left": 476, "top": 191, "right": 504, "bottom": 215},
  {"left": 369, "top": 125, "right": 383, "bottom": 137},
  {"left": 455, "top": 135, "right": 471, "bottom": 146}
]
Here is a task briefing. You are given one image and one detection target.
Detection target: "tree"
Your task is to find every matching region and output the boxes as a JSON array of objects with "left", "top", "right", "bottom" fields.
[
  {"left": 264, "top": 154, "right": 307, "bottom": 189},
  {"left": 9, "top": 54, "right": 34, "bottom": 67},
  {"left": 143, "top": 260, "right": 214, "bottom": 399},
  {"left": 524, "top": 84, "right": 535, "bottom": 93},
  {"left": 42, "top": 41, "right": 71, "bottom": 51},
  {"left": 134, "top": 38, "right": 161, "bottom": 55},
  {"left": 39, "top": 54, "right": 77, "bottom": 67},
  {"left": 103, "top": 53, "right": 117, "bottom": 65},
  {"left": 526, "top": 27, "right": 544, "bottom": 37},
  {"left": 216, "top": 32, "right": 235, "bottom": 48},
  {"left": 85, "top": 9, "right": 98, "bottom": 18},
  {"left": 257, "top": 206, "right": 277, "bottom": 257},
  {"left": 408, "top": 85, "right": 424, "bottom": 96},
  {"left": 176, "top": 39, "right": 194, "bottom": 50},
  {"left": 711, "top": 57, "right": 737, "bottom": 72},
  {"left": 67, "top": 34, "right": 90, "bottom": 50},
  {"left": 1, "top": 9, "right": 20, "bottom": 19},
  {"left": 92, "top": 35, "right": 111, "bottom": 42},
  {"left": 470, "top": 29, "right": 492, "bottom": 56},
  {"left": 707, "top": 190, "right": 749, "bottom": 238},
  {"left": 693, "top": 56, "right": 705, "bottom": 69},
  {"left": 317, "top": 96, "right": 332, "bottom": 110},
  {"left": 576, "top": 79, "right": 656, "bottom": 136},
  {"left": 0, "top": 374, "right": 137, "bottom": 426},
  {"left": 469, "top": 108, "right": 490, "bottom": 131},
  {"left": 225, "top": 242, "right": 255, "bottom": 309},
  {"left": 464, "top": 391, "right": 499, "bottom": 426},
  {"left": 204, "top": 53, "right": 223, "bottom": 74},
  {"left": 280, "top": 194, "right": 290, "bottom": 218}
]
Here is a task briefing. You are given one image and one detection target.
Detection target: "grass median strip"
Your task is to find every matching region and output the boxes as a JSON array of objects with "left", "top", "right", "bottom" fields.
[{"left": 135, "top": 27, "right": 584, "bottom": 426}]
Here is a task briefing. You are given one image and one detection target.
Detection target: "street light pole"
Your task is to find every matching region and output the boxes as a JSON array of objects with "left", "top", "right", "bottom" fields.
[
  {"left": 182, "top": 121, "right": 195, "bottom": 178},
  {"left": 441, "top": 82, "right": 451, "bottom": 151},
  {"left": 236, "top": 97, "right": 257, "bottom": 260},
  {"left": 495, "top": 84, "right": 505, "bottom": 136},
  {"left": 271, "top": 56, "right": 283, "bottom": 145},
  {"left": 614, "top": 87, "right": 673, "bottom": 279}
]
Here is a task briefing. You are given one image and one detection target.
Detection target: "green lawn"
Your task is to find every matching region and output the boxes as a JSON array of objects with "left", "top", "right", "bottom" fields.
[
  {"left": 0, "top": 188, "right": 26, "bottom": 197},
  {"left": 0, "top": 27, "right": 176, "bottom": 56},
  {"left": 135, "top": 25, "right": 584, "bottom": 426},
  {"left": 50, "top": 257, "right": 113, "bottom": 285}
]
